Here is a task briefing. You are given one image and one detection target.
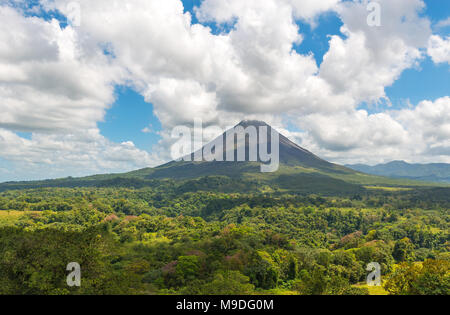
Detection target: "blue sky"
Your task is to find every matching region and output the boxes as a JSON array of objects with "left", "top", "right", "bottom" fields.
[
  {"left": 98, "top": 88, "right": 161, "bottom": 152},
  {"left": 98, "top": 0, "right": 449, "bottom": 153}
]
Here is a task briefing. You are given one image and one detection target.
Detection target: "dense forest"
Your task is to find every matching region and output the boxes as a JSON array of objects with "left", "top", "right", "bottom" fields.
[{"left": 0, "top": 176, "right": 448, "bottom": 295}]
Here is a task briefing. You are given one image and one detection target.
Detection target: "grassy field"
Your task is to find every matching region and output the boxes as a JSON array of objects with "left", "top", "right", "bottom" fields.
[
  {"left": 364, "top": 186, "right": 414, "bottom": 192},
  {"left": 0, "top": 210, "right": 28, "bottom": 226},
  {"left": 354, "top": 284, "right": 389, "bottom": 295}
]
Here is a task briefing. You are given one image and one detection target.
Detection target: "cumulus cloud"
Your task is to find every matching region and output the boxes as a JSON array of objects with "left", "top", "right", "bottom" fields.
[
  {"left": 300, "top": 111, "right": 408, "bottom": 152},
  {"left": 0, "top": 6, "right": 122, "bottom": 133},
  {"left": 0, "top": 128, "right": 161, "bottom": 181},
  {"left": 435, "top": 17, "right": 450, "bottom": 29},
  {"left": 42, "top": 0, "right": 354, "bottom": 128},
  {"left": 288, "top": 0, "right": 340, "bottom": 22},
  {"left": 396, "top": 97, "right": 450, "bottom": 143},
  {"left": 196, "top": 0, "right": 339, "bottom": 24},
  {"left": 428, "top": 35, "right": 450, "bottom": 64},
  {"left": 0, "top": 3, "right": 159, "bottom": 181},
  {"left": 297, "top": 97, "right": 450, "bottom": 165},
  {"left": 320, "top": 0, "right": 430, "bottom": 104}
]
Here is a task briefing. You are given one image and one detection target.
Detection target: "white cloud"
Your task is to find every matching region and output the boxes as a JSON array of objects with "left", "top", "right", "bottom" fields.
[
  {"left": 300, "top": 111, "right": 408, "bottom": 152},
  {"left": 196, "top": 0, "right": 339, "bottom": 24},
  {"left": 396, "top": 97, "right": 450, "bottom": 143},
  {"left": 297, "top": 97, "right": 450, "bottom": 165},
  {"left": 320, "top": 0, "right": 430, "bottom": 104},
  {"left": 288, "top": 0, "right": 340, "bottom": 24},
  {"left": 0, "top": 4, "right": 160, "bottom": 181},
  {"left": 141, "top": 125, "right": 153, "bottom": 134},
  {"left": 435, "top": 17, "right": 450, "bottom": 29},
  {"left": 0, "top": 128, "right": 160, "bottom": 181},
  {"left": 36, "top": 0, "right": 354, "bottom": 150},
  {"left": 428, "top": 35, "right": 450, "bottom": 64},
  {"left": 0, "top": 6, "right": 121, "bottom": 133}
]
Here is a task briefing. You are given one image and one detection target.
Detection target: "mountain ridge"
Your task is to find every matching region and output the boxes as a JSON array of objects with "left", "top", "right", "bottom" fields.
[{"left": 347, "top": 161, "right": 450, "bottom": 183}]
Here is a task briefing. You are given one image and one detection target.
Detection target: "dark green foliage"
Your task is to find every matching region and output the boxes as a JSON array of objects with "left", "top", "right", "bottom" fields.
[
  {"left": 196, "top": 271, "right": 254, "bottom": 295},
  {"left": 275, "top": 173, "right": 365, "bottom": 195},
  {"left": 393, "top": 238, "right": 416, "bottom": 262},
  {"left": 0, "top": 226, "right": 141, "bottom": 295},
  {"left": 0, "top": 182, "right": 448, "bottom": 295}
]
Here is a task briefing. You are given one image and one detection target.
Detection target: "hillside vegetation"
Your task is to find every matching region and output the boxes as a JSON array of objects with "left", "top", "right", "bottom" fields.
[{"left": 0, "top": 180, "right": 448, "bottom": 295}]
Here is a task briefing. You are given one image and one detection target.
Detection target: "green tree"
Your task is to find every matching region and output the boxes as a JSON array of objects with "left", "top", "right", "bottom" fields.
[
  {"left": 393, "top": 238, "right": 416, "bottom": 262},
  {"left": 175, "top": 256, "right": 201, "bottom": 286},
  {"left": 412, "top": 260, "right": 450, "bottom": 295},
  {"left": 245, "top": 251, "right": 279, "bottom": 290},
  {"left": 0, "top": 226, "right": 140, "bottom": 295},
  {"left": 200, "top": 271, "right": 255, "bottom": 295},
  {"left": 384, "top": 260, "right": 449, "bottom": 295}
]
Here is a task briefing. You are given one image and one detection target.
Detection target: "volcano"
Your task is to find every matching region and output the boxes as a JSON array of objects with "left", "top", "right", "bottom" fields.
[{"left": 128, "top": 120, "right": 362, "bottom": 186}]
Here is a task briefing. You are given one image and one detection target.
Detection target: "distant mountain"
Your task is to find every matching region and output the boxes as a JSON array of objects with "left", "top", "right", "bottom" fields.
[
  {"left": 1, "top": 121, "right": 446, "bottom": 194},
  {"left": 347, "top": 161, "right": 450, "bottom": 183}
]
